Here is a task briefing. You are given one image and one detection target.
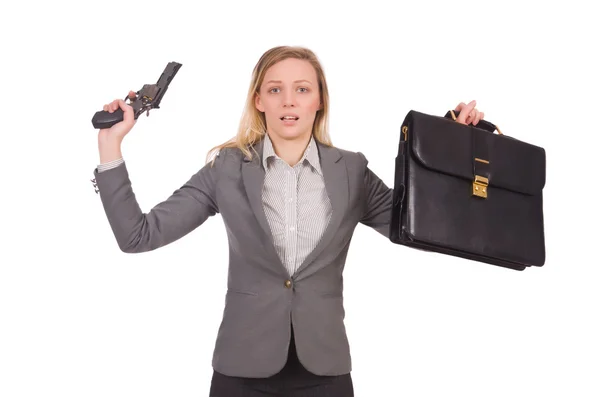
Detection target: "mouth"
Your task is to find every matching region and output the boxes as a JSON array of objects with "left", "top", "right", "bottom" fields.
[{"left": 280, "top": 116, "right": 299, "bottom": 121}]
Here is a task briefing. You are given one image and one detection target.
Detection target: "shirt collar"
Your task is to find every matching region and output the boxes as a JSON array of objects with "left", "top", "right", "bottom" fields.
[{"left": 262, "top": 133, "right": 322, "bottom": 175}]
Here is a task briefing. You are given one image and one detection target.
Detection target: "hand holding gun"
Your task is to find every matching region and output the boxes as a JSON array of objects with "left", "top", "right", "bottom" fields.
[{"left": 91, "top": 62, "right": 182, "bottom": 131}]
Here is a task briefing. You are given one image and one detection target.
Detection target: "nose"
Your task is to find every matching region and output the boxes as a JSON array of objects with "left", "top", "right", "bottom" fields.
[{"left": 282, "top": 90, "right": 296, "bottom": 107}]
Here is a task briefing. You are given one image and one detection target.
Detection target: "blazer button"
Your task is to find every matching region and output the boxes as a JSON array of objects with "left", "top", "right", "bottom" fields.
[
  {"left": 91, "top": 178, "right": 99, "bottom": 194},
  {"left": 284, "top": 280, "right": 292, "bottom": 289}
]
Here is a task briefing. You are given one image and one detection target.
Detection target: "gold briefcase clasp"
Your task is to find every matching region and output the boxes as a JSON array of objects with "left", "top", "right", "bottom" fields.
[{"left": 473, "top": 175, "right": 488, "bottom": 198}]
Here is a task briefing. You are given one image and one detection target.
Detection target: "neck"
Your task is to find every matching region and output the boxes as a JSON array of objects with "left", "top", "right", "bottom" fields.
[{"left": 267, "top": 131, "right": 312, "bottom": 166}]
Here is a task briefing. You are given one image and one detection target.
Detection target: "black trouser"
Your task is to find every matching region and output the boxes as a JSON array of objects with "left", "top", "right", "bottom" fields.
[{"left": 209, "top": 324, "right": 354, "bottom": 397}]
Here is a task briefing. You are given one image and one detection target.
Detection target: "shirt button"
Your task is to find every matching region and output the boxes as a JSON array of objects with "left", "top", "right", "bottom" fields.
[
  {"left": 284, "top": 280, "right": 292, "bottom": 289},
  {"left": 289, "top": 226, "right": 295, "bottom": 231},
  {"left": 288, "top": 198, "right": 293, "bottom": 203}
]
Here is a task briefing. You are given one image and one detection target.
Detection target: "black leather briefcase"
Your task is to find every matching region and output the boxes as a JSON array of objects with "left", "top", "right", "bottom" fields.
[{"left": 389, "top": 109, "right": 546, "bottom": 271}]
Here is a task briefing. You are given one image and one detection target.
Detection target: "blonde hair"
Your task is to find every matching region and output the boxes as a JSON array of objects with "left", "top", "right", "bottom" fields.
[{"left": 206, "top": 45, "right": 333, "bottom": 166}]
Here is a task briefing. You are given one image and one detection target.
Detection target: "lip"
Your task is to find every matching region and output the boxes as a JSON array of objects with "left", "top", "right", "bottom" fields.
[
  {"left": 281, "top": 118, "right": 298, "bottom": 125},
  {"left": 280, "top": 113, "right": 299, "bottom": 120}
]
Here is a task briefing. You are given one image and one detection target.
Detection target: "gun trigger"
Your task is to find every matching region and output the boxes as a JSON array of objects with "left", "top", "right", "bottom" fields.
[{"left": 146, "top": 109, "right": 150, "bottom": 117}]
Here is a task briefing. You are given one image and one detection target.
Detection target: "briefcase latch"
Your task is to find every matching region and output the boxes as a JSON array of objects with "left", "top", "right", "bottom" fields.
[{"left": 472, "top": 175, "right": 489, "bottom": 198}]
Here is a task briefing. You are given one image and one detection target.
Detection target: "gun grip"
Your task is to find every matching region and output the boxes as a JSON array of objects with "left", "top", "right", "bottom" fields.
[{"left": 92, "top": 108, "right": 124, "bottom": 129}]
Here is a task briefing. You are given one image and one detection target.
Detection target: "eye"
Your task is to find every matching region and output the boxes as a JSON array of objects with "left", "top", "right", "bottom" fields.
[{"left": 268, "top": 87, "right": 309, "bottom": 94}]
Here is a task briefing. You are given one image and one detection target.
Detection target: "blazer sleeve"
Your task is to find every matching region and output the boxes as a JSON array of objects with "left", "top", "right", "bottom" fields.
[
  {"left": 357, "top": 151, "right": 393, "bottom": 238},
  {"left": 93, "top": 152, "right": 223, "bottom": 253}
]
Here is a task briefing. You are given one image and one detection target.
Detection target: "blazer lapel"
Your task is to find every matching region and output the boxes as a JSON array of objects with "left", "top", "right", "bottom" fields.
[
  {"left": 294, "top": 141, "right": 348, "bottom": 276},
  {"left": 240, "top": 138, "right": 284, "bottom": 264},
  {"left": 241, "top": 139, "right": 272, "bottom": 239}
]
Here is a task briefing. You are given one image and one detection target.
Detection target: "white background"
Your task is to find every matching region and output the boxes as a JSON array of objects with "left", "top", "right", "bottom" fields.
[{"left": 1, "top": 1, "right": 598, "bottom": 396}]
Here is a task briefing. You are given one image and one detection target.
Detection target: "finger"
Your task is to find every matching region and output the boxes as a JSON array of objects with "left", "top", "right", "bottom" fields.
[
  {"left": 472, "top": 110, "right": 481, "bottom": 125},
  {"left": 457, "top": 100, "right": 476, "bottom": 124},
  {"left": 455, "top": 102, "right": 466, "bottom": 111},
  {"left": 117, "top": 99, "right": 134, "bottom": 122},
  {"left": 468, "top": 109, "right": 477, "bottom": 124},
  {"left": 466, "top": 100, "right": 476, "bottom": 113},
  {"left": 126, "top": 91, "right": 137, "bottom": 104},
  {"left": 459, "top": 101, "right": 476, "bottom": 123}
]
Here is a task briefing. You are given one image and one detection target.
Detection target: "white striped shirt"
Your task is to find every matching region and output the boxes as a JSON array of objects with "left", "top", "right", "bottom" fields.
[
  {"left": 261, "top": 133, "right": 332, "bottom": 277},
  {"left": 95, "top": 133, "right": 332, "bottom": 277}
]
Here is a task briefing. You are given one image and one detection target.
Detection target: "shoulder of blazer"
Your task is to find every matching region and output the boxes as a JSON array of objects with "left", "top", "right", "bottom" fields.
[
  {"left": 324, "top": 144, "right": 368, "bottom": 170},
  {"left": 210, "top": 147, "right": 248, "bottom": 180},
  {"left": 218, "top": 146, "right": 245, "bottom": 162},
  {"left": 316, "top": 141, "right": 365, "bottom": 165}
]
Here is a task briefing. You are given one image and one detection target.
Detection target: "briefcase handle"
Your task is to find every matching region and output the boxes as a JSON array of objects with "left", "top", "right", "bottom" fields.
[{"left": 445, "top": 110, "right": 504, "bottom": 135}]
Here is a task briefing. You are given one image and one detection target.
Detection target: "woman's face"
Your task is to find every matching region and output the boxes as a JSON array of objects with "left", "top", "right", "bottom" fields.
[{"left": 255, "top": 58, "right": 321, "bottom": 142}]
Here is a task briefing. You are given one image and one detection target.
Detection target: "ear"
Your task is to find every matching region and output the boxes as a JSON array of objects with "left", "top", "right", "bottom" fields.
[{"left": 255, "top": 93, "right": 264, "bottom": 112}]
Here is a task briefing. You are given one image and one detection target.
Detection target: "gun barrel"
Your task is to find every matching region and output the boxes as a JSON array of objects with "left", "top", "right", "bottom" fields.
[{"left": 153, "top": 62, "right": 183, "bottom": 107}]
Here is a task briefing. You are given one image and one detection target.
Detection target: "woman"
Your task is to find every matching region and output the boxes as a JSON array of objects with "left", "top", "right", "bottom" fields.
[{"left": 93, "top": 45, "right": 483, "bottom": 396}]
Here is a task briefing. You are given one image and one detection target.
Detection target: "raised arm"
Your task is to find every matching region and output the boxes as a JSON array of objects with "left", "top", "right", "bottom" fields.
[
  {"left": 93, "top": 92, "right": 221, "bottom": 253},
  {"left": 93, "top": 154, "right": 221, "bottom": 253}
]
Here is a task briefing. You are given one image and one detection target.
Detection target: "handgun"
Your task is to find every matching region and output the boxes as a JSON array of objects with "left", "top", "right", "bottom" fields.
[{"left": 91, "top": 61, "right": 182, "bottom": 129}]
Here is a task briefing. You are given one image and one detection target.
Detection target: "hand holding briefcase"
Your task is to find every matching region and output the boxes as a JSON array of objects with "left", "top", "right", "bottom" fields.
[{"left": 389, "top": 109, "right": 546, "bottom": 271}]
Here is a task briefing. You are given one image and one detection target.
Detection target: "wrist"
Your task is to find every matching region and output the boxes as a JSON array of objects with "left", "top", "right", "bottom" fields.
[{"left": 98, "top": 138, "right": 123, "bottom": 164}]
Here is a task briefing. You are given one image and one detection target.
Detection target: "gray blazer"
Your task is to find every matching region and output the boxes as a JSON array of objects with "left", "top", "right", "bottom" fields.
[{"left": 93, "top": 137, "right": 393, "bottom": 377}]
